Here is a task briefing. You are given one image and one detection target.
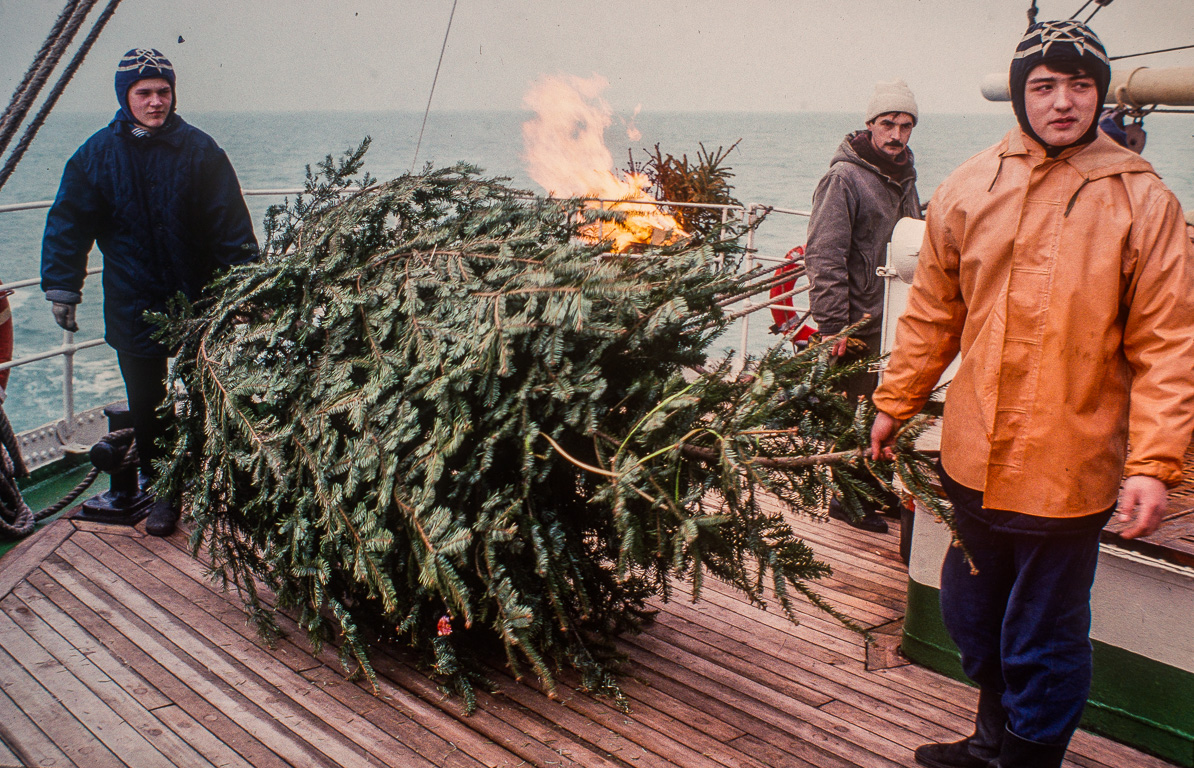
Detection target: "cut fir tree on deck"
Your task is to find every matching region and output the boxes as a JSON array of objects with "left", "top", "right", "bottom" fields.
[{"left": 153, "top": 140, "right": 948, "bottom": 712}]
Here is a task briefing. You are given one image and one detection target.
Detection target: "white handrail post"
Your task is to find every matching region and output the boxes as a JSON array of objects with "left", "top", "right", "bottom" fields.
[
  {"left": 715, "top": 207, "right": 729, "bottom": 269},
  {"left": 62, "top": 327, "right": 76, "bottom": 438},
  {"left": 735, "top": 204, "right": 757, "bottom": 373}
]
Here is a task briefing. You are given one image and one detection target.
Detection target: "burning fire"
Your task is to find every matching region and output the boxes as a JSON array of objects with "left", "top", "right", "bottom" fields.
[{"left": 521, "top": 74, "right": 686, "bottom": 252}]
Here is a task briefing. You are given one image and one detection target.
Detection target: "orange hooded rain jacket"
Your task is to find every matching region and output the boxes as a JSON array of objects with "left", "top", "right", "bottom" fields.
[{"left": 873, "top": 129, "right": 1194, "bottom": 518}]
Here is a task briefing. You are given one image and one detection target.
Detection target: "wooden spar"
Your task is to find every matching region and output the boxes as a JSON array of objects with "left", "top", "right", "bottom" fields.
[{"left": 980, "top": 66, "right": 1194, "bottom": 107}]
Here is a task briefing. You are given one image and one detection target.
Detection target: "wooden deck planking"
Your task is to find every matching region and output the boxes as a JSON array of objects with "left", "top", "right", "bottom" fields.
[
  {"left": 0, "top": 638, "right": 128, "bottom": 768},
  {"left": 55, "top": 535, "right": 405, "bottom": 768},
  {"left": 1, "top": 587, "right": 207, "bottom": 768},
  {"left": 0, "top": 670, "right": 75, "bottom": 768},
  {"left": 0, "top": 505, "right": 1182, "bottom": 767},
  {"left": 24, "top": 566, "right": 297, "bottom": 768},
  {"left": 135, "top": 534, "right": 569, "bottom": 768},
  {"left": 39, "top": 548, "right": 348, "bottom": 768}
]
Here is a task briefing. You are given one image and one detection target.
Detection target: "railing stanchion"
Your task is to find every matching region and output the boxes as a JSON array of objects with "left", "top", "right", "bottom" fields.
[
  {"left": 714, "top": 208, "right": 729, "bottom": 270},
  {"left": 736, "top": 205, "right": 757, "bottom": 374},
  {"left": 61, "top": 328, "right": 76, "bottom": 438}
]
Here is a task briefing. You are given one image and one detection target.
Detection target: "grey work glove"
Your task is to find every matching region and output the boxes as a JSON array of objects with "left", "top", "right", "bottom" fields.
[{"left": 51, "top": 301, "right": 79, "bottom": 332}]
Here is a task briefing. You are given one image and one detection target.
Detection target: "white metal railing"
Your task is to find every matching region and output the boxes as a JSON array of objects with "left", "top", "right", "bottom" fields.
[
  {"left": 0, "top": 187, "right": 307, "bottom": 215},
  {"left": 0, "top": 189, "right": 309, "bottom": 433},
  {"left": 1, "top": 189, "right": 810, "bottom": 440}
]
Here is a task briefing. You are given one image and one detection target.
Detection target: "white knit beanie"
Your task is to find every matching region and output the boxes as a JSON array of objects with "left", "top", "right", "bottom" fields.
[{"left": 865, "top": 80, "right": 918, "bottom": 125}]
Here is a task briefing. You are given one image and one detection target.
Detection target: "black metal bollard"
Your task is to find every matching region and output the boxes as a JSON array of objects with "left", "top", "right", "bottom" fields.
[{"left": 75, "top": 402, "right": 153, "bottom": 525}]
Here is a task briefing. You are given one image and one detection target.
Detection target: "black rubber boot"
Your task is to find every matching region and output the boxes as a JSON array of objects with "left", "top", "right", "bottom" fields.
[
  {"left": 992, "top": 727, "right": 1068, "bottom": 768},
  {"left": 144, "top": 498, "right": 180, "bottom": 537},
  {"left": 827, "top": 497, "right": 889, "bottom": 533},
  {"left": 914, "top": 689, "right": 1006, "bottom": 768}
]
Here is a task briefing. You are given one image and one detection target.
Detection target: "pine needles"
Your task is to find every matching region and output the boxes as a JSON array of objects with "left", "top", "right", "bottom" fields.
[{"left": 155, "top": 142, "right": 946, "bottom": 712}]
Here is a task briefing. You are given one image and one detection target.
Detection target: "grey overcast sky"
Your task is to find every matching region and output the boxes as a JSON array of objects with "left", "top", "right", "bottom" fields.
[{"left": 2, "top": 0, "right": 1192, "bottom": 116}]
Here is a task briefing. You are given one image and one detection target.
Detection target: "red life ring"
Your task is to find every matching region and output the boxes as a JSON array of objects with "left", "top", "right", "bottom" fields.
[
  {"left": 0, "top": 282, "right": 12, "bottom": 390},
  {"left": 769, "top": 246, "right": 817, "bottom": 344}
]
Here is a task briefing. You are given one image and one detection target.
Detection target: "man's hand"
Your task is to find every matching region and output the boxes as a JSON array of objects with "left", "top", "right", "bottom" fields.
[
  {"left": 1117, "top": 475, "right": 1168, "bottom": 539},
  {"left": 51, "top": 302, "right": 78, "bottom": 332},
  {"left": 869, "top": 411, "right": 905, "bottom": 461},
  {"left": 830, "top": 337, "right": 849, "bottom": 357}
]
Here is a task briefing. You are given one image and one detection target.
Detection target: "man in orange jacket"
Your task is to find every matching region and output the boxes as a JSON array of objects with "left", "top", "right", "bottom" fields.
[{"left": 870, "top": 20, "right": 1194, "bottom": 768}]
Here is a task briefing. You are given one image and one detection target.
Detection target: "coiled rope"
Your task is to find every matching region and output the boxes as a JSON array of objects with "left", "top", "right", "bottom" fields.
[
  {"left": 0, "top": 405, "right": 128, "bottom": 539},
  {"left": 0, "top": 404, "right": 32, "bottom": 538}
]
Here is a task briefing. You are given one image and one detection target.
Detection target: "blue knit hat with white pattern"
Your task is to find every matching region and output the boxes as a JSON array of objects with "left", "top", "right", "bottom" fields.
[{"left": 115, "top": 48, "right": 175, "bottom": 120}]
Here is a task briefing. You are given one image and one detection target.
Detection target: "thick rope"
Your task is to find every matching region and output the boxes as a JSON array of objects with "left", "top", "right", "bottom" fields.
[
  {"left": 38, "top": 466, "right": 101, "bottom": 520},
  {"left": 0, "top": 0, "right": 122, "bottom": 194},
  {"left": 0, "top": 416, "right": 132, "bottom": 539},
  {"left": 0, "top": 405, "right": 34, "bottom": 538},
  {"left": 0, "top": 0, "right": 94, "bottom": 162},
  {"left": 0, "top": 404, "right": 28, "bottom": 481},
  {"left": 0, "top": 0, "right": 82, "bottom": 148}
]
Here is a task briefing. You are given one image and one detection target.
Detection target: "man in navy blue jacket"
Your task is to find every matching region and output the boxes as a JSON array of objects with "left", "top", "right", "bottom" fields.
[{"left": 41, "top": 48, "right": 257, "bottom": 536}]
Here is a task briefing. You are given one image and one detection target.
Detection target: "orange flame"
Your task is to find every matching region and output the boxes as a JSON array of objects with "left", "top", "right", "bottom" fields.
[{"left": 521, "top": 75, "right": 685, "bottom": 252}]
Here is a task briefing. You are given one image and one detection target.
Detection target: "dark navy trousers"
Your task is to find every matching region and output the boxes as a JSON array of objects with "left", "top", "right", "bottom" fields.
[
  {"left": 116, "top": 352, "right": 169, "bottom": 480},
  {"left": 937, "top": 466, "right": 1113, "bottom": 746}
]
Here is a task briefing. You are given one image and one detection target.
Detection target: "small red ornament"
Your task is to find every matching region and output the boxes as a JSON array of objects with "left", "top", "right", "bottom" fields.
[{"left": 437, "top": 615, "right": 453, "bottom": 637}]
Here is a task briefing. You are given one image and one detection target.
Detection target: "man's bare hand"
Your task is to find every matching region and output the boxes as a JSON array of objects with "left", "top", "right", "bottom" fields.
[
  {"left": 830, "top": 337, "right": 849, "bottom": 357},
  {"left": 1117, "top": 475, "right": 1168, "bottom": 539},
  {"left": 869, "top": 411, "right": 904, "bottom": 461}
]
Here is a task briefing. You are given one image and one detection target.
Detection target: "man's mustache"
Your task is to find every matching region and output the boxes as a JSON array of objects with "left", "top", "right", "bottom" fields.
[{"left": 885, "top": 141, "right": 905, "bottom": 149}]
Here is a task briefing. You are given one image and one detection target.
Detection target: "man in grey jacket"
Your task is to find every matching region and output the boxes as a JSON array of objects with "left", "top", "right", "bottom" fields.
[{"left": 805, "top": 79, "right": 922, "bottom": 533}]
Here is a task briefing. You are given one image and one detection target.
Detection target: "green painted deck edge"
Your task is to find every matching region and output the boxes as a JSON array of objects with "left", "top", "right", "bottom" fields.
[{"left": 904, "top": 578, "right": 1194, "bottom": 767}]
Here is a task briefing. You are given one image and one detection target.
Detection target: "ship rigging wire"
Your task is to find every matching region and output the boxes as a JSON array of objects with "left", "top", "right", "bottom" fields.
[
  {"left": 411, "top": 0, "right": 459, "bottom": 173},
  {"left": 1070, "top": 0, "right": 1112, "bottom": 24},
  {"left": 1111, "top": 43, "right": 1194, "bottom": 61},
  {"left": 1069, "top": 0, "right": 1096, "bottom": 20}
]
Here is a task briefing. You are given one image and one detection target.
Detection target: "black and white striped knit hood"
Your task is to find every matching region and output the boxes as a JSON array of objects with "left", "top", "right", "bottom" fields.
[{"left": 1009, "top": 20, "right": 1110, "bottom": 151}]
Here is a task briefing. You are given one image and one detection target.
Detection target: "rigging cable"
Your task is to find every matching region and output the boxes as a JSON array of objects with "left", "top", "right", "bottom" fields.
[
  {"left": 1085, "top": 0, "right": 1112, "bottom": 24},
  {"left": 0, "top": 0, "right": 95, "bottom": 161},
  {"left": 1070, "top": 0, "right": 1113, "bottom": 24},
  {"left": 410, "top": 0, "right": 459, "bottom": 173},
  {"left": 1111, "top": 43, "right": 1194, "bottom": 61},
  {"left": 0, "top": 0, "right": 124, "bottom": 194},
  {"left": 1068, "top": 0, "right": 1094, "bottom": 21}
]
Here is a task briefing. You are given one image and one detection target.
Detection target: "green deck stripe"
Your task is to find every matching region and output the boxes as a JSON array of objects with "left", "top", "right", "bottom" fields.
[{"left": 904, "top": 578, "right": 1194, "bottom": 767}]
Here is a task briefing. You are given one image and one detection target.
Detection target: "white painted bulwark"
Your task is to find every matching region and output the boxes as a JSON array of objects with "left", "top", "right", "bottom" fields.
[
  {"left": 908, "top": 505, "right": 950, "bottom": 589},
  {"left": 1091, "top": 546, "right": 1194, "bottom": 674},
  {"left": 908, "top": 497, "right": 1194, "bottom": 672},
  {"left": 877, "top": 216, "right": 958, "bottom": 396}
]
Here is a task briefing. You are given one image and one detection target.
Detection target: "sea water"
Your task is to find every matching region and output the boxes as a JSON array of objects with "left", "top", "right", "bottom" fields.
[{"left": 1, "top": 110, "right": 1192, "bottom": 433}]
